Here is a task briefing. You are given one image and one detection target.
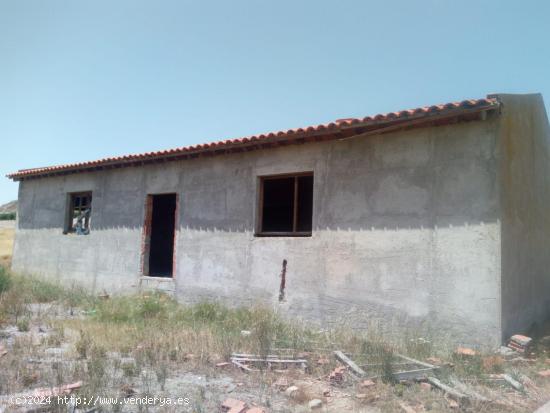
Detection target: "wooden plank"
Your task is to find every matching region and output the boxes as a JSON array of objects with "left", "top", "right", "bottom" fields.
[
  {"left": 334, "top": 350, "right": 366, "bottom": 377},
  {"left": 232, "top": 353, "right": 285, "bottom": 358},
  {"left": 480, "top": 374, "right": 507, "bottom": 384},
  {"left": 230, "top": 359, "right": 256, "bottom": 372},
  {"left": 355, "top": 353, "right": 437, "bottom": 380},
  {"left": 395, "top": 353, "right": 438, "bottom": 370},
  {"left": 292, "top": 176, "right": 298, "bottom": 232},
  {"left": 449, "top": 377, "right": 491, "bottom": 403},
  {"left": 232, "top": 353, "right": 303, "bottom": 359},
  {"left": 502, "top": 374, "right": 524, "bottom": 392},
  {"left": 232, "top": 357, "right": 307, "bottom": 364},
  {"left": 393, "top": 367, "right": 436, "bottom": 381},
  {"left": 427, "top": 377, "right": 468, "bottom": 402},
  {"left": 258, "top": 177, "right": 264, "bottom": 233},
  {"left": 359, "top": 361, "right": 421, "bottom": 368}
]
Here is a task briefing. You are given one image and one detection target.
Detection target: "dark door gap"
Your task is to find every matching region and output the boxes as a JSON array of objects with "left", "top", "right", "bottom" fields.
[{"left": 148, "top": 194, "right": 176, "bottom": 278}]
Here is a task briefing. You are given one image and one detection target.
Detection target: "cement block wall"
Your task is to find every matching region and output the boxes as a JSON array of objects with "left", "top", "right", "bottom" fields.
[
  {"left": 12, "top": 114, "right": 503, "bottom": 347},
  {"left": 498, "top": 94, "right": 550, "bottom": 340}
]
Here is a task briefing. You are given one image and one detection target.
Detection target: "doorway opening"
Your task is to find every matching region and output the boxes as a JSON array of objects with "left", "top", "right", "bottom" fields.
[{"left": 146, "top": 193, "right": 177, "bottom": 278}]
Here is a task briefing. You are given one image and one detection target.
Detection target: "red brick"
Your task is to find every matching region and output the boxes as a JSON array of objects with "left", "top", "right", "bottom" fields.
[
  {"left": 510, "top": 335, "right": 532, "bottom": 346},
  {"left": 221, "top": 398, "right": 248, "bottom": 413},
  {"left": 420, "top": 382, "right": 432, "bottom": 391},
  {"left": 329, "top": 366, "right": 346, "bottom": 384},
  {"left": 455, "top": 347, "right": 477, "bottom": 356},
  {"left": 360, "top": 379, "right": 375, "bottom": 388}
]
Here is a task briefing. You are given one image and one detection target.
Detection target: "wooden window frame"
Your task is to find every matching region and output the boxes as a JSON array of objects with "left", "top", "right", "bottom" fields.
[
  {"left": 64, "top": 191, "right": 93, "bottom": 234},
  {"left": 256, "top": 172, "right": 313, "bottom": 237}
]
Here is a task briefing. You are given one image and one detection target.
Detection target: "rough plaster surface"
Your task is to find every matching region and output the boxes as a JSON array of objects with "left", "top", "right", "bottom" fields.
[
  {"left": 11, "top": 109, "right": 512, "bottom": 347},
  {"left": 498, "top": 94, "right": 550, "bottom": 341}
]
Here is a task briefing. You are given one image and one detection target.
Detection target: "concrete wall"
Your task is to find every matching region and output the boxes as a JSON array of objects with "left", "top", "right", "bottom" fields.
[
  {"left": 498, "top": 94, "right": 550, "bottom": 340},
  {"left": 12, "top": 115, "right": 502, "bottom": 346}
]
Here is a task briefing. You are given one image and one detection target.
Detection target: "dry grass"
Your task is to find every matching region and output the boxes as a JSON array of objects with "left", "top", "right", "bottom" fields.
[
  {"left": 0, "top": 272, "right": 548, "bottom": 412},
  {"left": 0, "top": 221, "right": 14, "bottom": 268}
]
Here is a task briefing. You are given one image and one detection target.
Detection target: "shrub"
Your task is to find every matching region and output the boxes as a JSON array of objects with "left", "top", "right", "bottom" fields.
[
  {"left": 76, "top": 330, "right": 92, "bottom": 359},
  {"left": 94, "top": 292, "right": 175, "bottom": 323},
  {"left": 94, "top": 296, "right": 135, "bottom": 323},
  {"left": 137, "top": 294, "right": 167, "bottom": 319},
  {"left": 6, "top": 273, "right": 65, "bottom": 303},
  {"left": 21, "top": 369, "right": 39, "bottom": 386},
  {"left": 17, "top": 318, "right": 30, "bottom": 332},
  {"left": 63, "top": 284, "right": 95, "bottom": 315},
  {"left": 189, "top": 301, "right": 228, "bottom": 323},
  {"left": 2, "top": 289, "right": 29, "bottom": 323},
  {"left": 29, "top": 278, "right": 65, "bottom": 303},
  {"left": 121, "top": 361, "right": 138, "bottom": 377},
  {"left": 0, "top": 212, "right": 15, "bottom": 221},
  {"left": 0, "top": 267, "right": 11, "bottom": 295}
]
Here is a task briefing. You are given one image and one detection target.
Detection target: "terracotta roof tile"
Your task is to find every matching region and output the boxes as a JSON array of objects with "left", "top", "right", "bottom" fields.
[{"left": 7, "top": 96, "right": 499, "bottom": 180}]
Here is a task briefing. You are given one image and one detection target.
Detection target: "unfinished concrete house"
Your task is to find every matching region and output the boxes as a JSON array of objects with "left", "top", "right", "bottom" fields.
[{"left": 7, "top": 93, "right": 550, "bottom": 347}]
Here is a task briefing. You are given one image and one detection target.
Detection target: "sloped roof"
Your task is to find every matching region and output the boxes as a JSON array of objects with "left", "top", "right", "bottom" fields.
[{"left": 7, "top": 96, "right": 499, "bottom": 181}]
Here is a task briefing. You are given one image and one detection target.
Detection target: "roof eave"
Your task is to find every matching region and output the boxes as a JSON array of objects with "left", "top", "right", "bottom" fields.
[{"left": 6, "top": 98, "right": 500, "bottom": 181}]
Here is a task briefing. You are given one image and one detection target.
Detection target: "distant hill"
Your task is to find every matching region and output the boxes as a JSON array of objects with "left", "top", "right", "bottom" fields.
[{"left": 0, "top": 200, "right": 17, "bottom": 214}]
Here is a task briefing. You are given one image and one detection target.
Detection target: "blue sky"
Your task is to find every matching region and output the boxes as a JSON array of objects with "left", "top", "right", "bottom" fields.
[{"left": 1, "top": 0, "right": 549, "bottom": 205}]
